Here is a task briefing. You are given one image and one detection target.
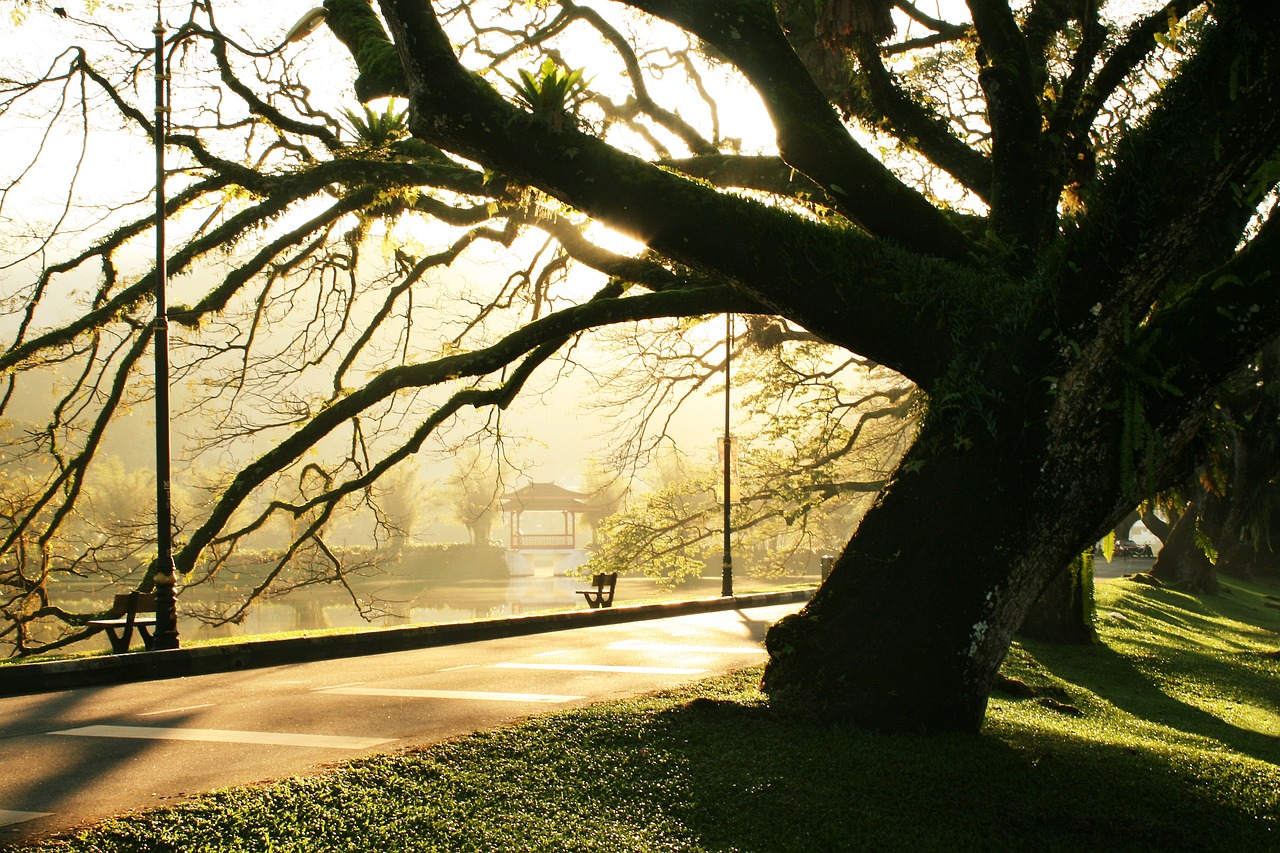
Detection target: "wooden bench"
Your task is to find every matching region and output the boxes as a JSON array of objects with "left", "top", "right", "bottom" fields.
[
  {"left": 87, "top": 592, "right": 158, "bottom": 653},
  {"left": 576, "top": 573, "right": 617, "bottom": 609}
]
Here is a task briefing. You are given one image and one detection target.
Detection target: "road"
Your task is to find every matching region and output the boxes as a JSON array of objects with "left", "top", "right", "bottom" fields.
[
  {"left": 1093, "top": 554, "right": 1155, "bottom": 580},
  {"left": 0, "top": 602, "right": 799, "bottom": 847}
]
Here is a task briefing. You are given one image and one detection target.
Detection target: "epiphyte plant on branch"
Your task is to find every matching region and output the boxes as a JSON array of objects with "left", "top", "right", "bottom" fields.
[
  {"left": 1, "top": 0, "right": 1279, "bottom": 737},
  {"left": 343, "top": 99, "right": 410, "bottom": 148},
  {"left": 511, "top": 57, "right": 589, "bottom": 130}
]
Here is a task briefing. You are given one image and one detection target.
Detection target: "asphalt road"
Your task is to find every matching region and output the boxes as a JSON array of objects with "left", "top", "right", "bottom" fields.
[
  {"left": 1092, "top": 554, "right": 1155, "bottom": 579},
  {"left": 0, "top": 602, "right": 800, "bottom": 847}
]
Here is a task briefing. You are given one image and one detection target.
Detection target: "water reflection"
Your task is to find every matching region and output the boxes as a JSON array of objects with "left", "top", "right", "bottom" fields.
[{"left": 46, "top": 569, "right": 819, "bottom": 655}]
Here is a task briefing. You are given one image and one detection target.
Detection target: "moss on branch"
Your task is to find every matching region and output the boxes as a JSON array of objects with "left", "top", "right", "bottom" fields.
[{"left": 324, "top": 0, "right": 408, "bottom": 102}]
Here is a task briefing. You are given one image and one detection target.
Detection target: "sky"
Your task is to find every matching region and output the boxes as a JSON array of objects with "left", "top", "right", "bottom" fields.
[{"left": 1, "top": 2, "right": 745, "bottom": 485}]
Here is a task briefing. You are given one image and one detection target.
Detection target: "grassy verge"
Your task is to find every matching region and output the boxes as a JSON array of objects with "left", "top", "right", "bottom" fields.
[{"left": 14, "top": 578, "right": 1279, "bottom": 852}]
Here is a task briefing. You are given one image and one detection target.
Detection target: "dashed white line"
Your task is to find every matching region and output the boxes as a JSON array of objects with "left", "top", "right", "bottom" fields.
[
  {"left": 321, "top": 686, "right": 583, "bottom": 703},
  {"left": 434, "top": 664, "right": 480, "bottom": 673},
  {"left": 493, "top": 662, "right": 706, "bottom": 675},
  {"left": 608, "top": 641, "right": 767, "bottom": 655},
  {"left": 50, "top": 725, "right": 391, "bottom": 750},
  {"left": 137, "top": 703, "right": 216, "bottom": 716}
]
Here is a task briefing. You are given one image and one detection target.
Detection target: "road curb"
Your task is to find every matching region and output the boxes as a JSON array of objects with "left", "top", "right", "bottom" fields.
[{"left": 0, "top": 588, "right": 813, "bottom": 697}]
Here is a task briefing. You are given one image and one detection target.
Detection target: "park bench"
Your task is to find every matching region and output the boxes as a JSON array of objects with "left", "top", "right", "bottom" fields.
[
  {"left": 87, "top": 592, "right": 158, "bottom": 653},
  {"left": 576, "top": 573, "right": 617, "bottom": 609}
]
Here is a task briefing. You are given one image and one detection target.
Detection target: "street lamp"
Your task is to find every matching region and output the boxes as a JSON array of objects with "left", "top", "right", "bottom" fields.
[
  {"left": 721, "top": 313, "right": 733, "bottom": 597},
  {"left": 150, "top": 1, "right": 179, "bottom": 649},
  {"left": 148, "top": 5, "right": 329, "bottom": 650},
  {"left": 283, "top": 8, "right": 327, "bottom": 44}
]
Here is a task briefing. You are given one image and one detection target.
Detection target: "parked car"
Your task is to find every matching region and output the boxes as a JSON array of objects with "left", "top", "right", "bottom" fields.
[
  {"left": 1112, "top": 539, "right": 1153, "bottom": 558},
  {"left": 1093, "top": 540, "right": 1153, "bottom": 558}
]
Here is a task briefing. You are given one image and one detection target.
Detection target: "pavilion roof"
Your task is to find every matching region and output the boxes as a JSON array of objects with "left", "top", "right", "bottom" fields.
[{"left": 499, "top": 481, "right": 590, "bottom": 512}]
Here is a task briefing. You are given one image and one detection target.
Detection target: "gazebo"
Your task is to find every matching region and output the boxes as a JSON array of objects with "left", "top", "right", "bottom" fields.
[{"left": 498, "top": 482, "right": 592, "bottom": 577}]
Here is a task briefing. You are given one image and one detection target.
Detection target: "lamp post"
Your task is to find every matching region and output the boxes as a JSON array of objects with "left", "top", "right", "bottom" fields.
[
  {"left": 147, "top": 6, "right": 329, "bottom": 651},
  {"left": 149, "top": 2, "right": 180, "bottom": 650},
  {"left": 721, "top": 313, "right": 733, "bottom": 598}
]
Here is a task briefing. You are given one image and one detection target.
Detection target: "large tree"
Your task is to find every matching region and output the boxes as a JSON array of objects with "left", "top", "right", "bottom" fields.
[{"left": 3, "top": 1, "right": 1279, "bottom": 732}]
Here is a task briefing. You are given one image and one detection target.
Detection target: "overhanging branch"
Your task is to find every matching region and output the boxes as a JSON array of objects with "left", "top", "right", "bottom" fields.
[{"left": 174, "top": 283, "right": 750, "bottom": 571}]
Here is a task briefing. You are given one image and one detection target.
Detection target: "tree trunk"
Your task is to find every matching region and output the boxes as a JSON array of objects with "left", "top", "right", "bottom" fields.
[
  {"left": 1018, "top": 551, "right": 1096, "bottom": 644},
  {"left": 1215, "top": 542, "right": 1256, "bottom": 579},
  {"left": 1149, "top": 499, "right": 1219, "bottom": 592},
  {"left": 1140, "top": 509, "right": 1172, "bottom": 544},
  {"left": 761, "top": 396, "right": 1119, "bottom": 731},
  {"left": 1210, "top": 394, "right": 1280, "bottom": 579},
  {"left": 468, "top": 510, "right": 494, "bottom": 547}
]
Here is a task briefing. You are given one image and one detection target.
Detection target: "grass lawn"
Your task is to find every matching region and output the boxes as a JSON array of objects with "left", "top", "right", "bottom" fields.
[{"left": 14, "top": 577, "right": 1279, "bottom": 852}]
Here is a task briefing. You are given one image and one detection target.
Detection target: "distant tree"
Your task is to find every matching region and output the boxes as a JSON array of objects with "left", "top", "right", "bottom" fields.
[
  {"left": 445, "top": 450, "right": 502, "bottom": 547},
  {"left": 578, "top": 456, "right": 628, "bottom": 543},
  {"left": 373, "top": 459, "right": 422, "bottom": 552}
]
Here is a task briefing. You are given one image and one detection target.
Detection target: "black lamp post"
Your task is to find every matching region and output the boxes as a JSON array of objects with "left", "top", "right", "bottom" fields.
[
  {"left": 147, "top": 6, "right": 329, "bottom": 651},
  {"left": 150, "top": 2, "right": 179, "bottom": 650},
  {"left": 721, "top": 313, "right": 733, "bottom": 597}
]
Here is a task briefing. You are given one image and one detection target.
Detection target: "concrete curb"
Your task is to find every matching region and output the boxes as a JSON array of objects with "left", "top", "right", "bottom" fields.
[{"left": 0, "top": 588, "right": 813, "bottom": 697}]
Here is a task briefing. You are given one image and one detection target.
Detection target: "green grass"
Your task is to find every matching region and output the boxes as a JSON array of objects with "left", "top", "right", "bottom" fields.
[{"left": 12, "top": 578, "right": 1279, "bottom": 852}]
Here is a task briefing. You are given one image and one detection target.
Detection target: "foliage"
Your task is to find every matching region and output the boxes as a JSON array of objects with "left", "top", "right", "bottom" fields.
[
  {"left": 511, "top": 56, "right": 588, "bottom": 129},
  {"left": 588, "top": 466, "right": 720, "bottom": 584},
  {"left": 585, "top": 318, "right": 912, "bottom": 582},
  {"left": 342, "top": 100, "right": 409, "bottom": 148},
  {"left": 14, "top": 577, "right": 1279, "bottom": 851}
]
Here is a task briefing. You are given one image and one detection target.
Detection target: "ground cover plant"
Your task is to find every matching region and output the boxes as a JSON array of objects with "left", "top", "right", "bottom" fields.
[{"left": 11, "top": 576, "right": 1277, "bottom": 853}]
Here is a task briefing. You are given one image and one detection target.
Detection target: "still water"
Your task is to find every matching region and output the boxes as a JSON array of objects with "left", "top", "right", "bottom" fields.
[{"left": 45, "top": 568, "right": 819, "bottom": 655}]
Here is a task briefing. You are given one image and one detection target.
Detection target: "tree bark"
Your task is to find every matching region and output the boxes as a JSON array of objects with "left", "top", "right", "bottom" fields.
[
  {"left": 1140, "top": 509, "right": 1171, "bottom": 544},
  {"left": 760, "top": 391, "right": 1120, "bottom": 731},
  {"left": 1018, "top": 552, "right": 1096, "bottom": 644},
  {"left": 1150, "top": 499, "right": 1219, "bottom": 593}
]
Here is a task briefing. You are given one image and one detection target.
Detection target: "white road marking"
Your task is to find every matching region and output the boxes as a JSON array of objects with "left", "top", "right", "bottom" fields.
[
  {"left": 493, "top": 662, "right": 706, "bottom": 675},
  {"left": 0, "top": 809, "right": 51, "bottom": 828},
  {"left": 321, "top": 687, "right": 583, "bottom": 703},
  {"left": 50, "top": 725, "right": 391, "bottom": 750},
  {"left": 608, "top": 640, "right": 767, "bottom": 655},
  {"left": 532, "top": 649, "right": 570, "bottom": 657},
  {"left": 137, "top": 703, "right": 215, "bottom": 716},
  {"left": 434, "top": 664, "right": 480, "bottom": 673}
]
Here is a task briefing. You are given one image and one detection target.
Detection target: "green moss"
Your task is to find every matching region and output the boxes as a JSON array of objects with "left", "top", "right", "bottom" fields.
[{"left": 323, "top": 0, "right": 407, "bottom": 102}]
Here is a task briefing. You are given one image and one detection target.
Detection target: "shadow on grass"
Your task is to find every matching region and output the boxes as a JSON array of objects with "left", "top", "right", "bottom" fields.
[
  {"left": 50, "top": 670, "right": 1274, "bottom": 853},
  {"left": 1011, "top": 579, "right": 1280, "bottom": 766},
  {"left": 632, "top": 696, "right": 1269, "bottom": 853},
  {"left": 1022, "top": 635, "right": 1279, "bottom": 765},
  {"left": 39, "top": 699, "right": 1259, "bottom": 853}
]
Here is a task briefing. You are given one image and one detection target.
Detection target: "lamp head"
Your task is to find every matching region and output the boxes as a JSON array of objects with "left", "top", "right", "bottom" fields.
[{"left": 284, "top": 7, "right": 327, "bottom": 44}]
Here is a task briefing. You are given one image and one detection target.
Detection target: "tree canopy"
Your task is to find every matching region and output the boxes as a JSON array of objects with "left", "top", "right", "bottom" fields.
[{"left": 2, "top": 1, "right": 1279, "bottom": 731}]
